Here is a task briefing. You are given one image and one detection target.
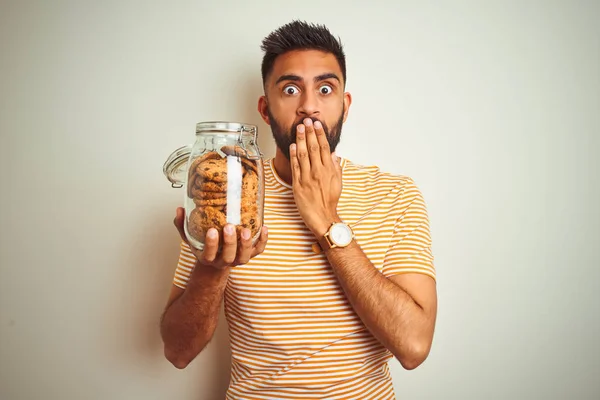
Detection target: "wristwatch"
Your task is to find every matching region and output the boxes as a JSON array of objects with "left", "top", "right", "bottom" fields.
[{"left": 313, "top": 222, "right": 355, "bottom": 254}]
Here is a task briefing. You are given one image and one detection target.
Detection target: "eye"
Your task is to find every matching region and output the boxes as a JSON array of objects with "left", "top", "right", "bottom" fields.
[
  {"left": 320, "top": 85, "right": 333, "bottom": 95},
  {"left": 283, "top": 85, "right": 299, "bottom": 95}
]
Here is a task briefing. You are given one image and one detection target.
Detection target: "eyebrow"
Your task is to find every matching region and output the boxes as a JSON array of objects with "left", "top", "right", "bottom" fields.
[{"left": 275, "top": 73, "right": 341, "bottom": 85}]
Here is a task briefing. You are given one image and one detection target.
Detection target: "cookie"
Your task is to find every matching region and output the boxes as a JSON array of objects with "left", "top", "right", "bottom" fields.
[
  {"left": 188, "top": 157, "right": 204, "bottom": 178},
  {"left": 189, "top": 151, "right": 223, "bottom": 175},
  {"left": 188, "top": 206, "right": 227, "bottom": 242},
  {"left": 193, "top": 197, "right": 228, "bottom": 207},
  {"left": 189, "top": 174, "right": 225, "bottom": 198},
  {"left": 240, "top": 197, "right": 257, "bottom": 213},
  {"left": 192, "top": 198, "right": 227, "bottom": 209},
  {"left": 190, "top": 189, "right": 227, "bottom": 200},
  {"left": 187, "top": 167, "right": 199, "bottom": 198},
  {"left": 196, "top": 158, "right": 229, "bottom": 183},
  {"left": 236, "top": 204, "right": 261, "bottom": 238},
  {"left": 242, "top": 170, "right": 259, "bottom": 200},
  {"left": 198, "top": 151, "right": 222, "bottom": 163},
  {"left": 187, "top": 152, "right": 222, "bottom": 196},
  {"left": 220, "top": 145, "right": 244, "bottom": 157},
  {"left": 242, "top": 159, "right": 259, "bottom": 175},
  {"left": 195, "top": 178, "right": 229, "bottom": 193}
]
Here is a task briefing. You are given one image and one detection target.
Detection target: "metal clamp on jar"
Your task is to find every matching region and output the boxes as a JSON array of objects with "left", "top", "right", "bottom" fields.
[{"left": 163, "top": 121, "right": 265, "bottom": 251}]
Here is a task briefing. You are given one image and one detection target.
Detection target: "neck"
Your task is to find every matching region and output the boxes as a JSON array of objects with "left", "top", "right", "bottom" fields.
[{"left": 273, "top": 148, "right": 293, "bottom": 185}]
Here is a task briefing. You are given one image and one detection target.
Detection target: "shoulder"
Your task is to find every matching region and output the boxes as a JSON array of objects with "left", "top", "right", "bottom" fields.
[{"left": 341, "top": 158, "right": 419, "bottom": 193}]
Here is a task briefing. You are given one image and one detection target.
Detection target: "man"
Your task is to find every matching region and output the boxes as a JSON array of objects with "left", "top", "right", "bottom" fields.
[{"left": 160, "top": 20, "right": 437, "bottom": 400}]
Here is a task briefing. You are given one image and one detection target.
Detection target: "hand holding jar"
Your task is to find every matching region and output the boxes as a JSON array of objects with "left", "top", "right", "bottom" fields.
[
  {"left": 164, "top": 122, "right": 268, "bottom": 267},
  {"left": 173, "top": 206, "right": 268, "bottom": 269}
]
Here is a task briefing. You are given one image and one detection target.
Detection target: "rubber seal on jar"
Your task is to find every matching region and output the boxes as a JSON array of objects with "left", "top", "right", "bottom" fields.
[{"left": 163, "top": 145, "right": 192, "bottom": 188}]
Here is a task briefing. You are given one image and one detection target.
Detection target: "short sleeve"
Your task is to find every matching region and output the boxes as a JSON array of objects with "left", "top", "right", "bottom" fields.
[
  {"left": 172, "top": 241, "right": 197, "bottom": 289},
  {"left": 382, "top": 178, "right": 436, "bottom": 281}
]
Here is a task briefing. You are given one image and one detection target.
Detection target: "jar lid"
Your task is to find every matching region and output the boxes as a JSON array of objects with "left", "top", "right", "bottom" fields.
[
  {"left": 196, "top": 121, "right": 257, "bottom": 135},
  {"left": 163, "top": 145, "right": 191, "bottom": 188},
  {"left": 196, "top": 121, "right": 262, "bottom": 160}
]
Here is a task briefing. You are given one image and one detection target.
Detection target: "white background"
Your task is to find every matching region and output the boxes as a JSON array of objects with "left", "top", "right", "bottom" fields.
[{"left": 1, "top": 0, "right": 598, "bottom": 399}]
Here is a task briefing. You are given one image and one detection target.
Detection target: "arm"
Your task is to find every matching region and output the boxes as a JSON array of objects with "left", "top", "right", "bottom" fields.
[
  {"left": 289, "top": 118, "right": 437, "bottom": 370},
  {"left": 160, "top": 262, "right": 230, "bottom": 369},
  {"left": 323, "top": 241, "right": 437, "bottom": 370},
  {"left": 160, "top": 207, "right": 268, "bottom": 369}
]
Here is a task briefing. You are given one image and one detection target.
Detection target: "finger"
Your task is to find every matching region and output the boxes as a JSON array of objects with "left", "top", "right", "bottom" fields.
[
  {"left": 173, "top": 207, "right": 187, "bottom": 242},
  {"left": 220, "top": 224, "right": 237, "bottom": 265},
  {"left": 236, "top": 228, "right": 253, "bottom": 265},
  {"left": 295, "top": 124, "right": 310, "bottom": 180},
  {"left": 289, "top": 144, "right": 302, "bottom": 184},
  {"left": 200, "top": 228, "right": 219, "bottom": 264},
  {"left": 252, "top": 226, "right": 269, "bottom": 257},
  {"left": 314, "top": 120, "right": 330, "bottom": 164},
  {"left": 304, "top": 118, "right": 322, "bottom": 167}
]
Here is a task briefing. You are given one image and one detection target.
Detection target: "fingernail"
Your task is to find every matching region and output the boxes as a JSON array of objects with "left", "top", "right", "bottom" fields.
[
  {"left": 242, "top": 229, "right": 250, "bottom": 240},
  {"left": 207, "top": 229, "right": 217, "bottom": 239},
  {"left": 297, "top": 125, "right": 305, "bottom": 133},
  {"left": 314, "top": 121, "right": 322, "bottom": 129},
  {"left": 304, "top": 118, "right": 313, "bottom": 126},
  {"left": 290, "top": 143, "right": 296, "bottom": 151},
  {"left": 224, "top": 225, "right": 234, "bottom": 235}
]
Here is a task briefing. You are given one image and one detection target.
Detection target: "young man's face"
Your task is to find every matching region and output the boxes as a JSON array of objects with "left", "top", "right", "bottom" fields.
[{"left": 259, "top": 49, "right": 352, "bottom": 159}]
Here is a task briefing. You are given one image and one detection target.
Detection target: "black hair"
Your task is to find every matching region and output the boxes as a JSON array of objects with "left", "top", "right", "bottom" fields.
[{"left": 260, "top": 20, "right": 346, "bottom": 87}]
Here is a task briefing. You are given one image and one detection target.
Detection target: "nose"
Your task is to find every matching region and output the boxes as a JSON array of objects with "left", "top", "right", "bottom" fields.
[{"left": 297, "top": 90, "right": 320, "bottom": 118}]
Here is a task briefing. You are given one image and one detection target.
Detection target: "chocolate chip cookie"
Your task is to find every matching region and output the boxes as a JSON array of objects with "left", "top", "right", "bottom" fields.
[
  {"left": 237, "top": 203, "right": 260, "bottom": 238},
  {"left": 242, "top": 169, "right": 259, "bottom": 199},
  {"left": 188, "top": 206, "right": 227, "bottom": 242},
  {"left": 193, "top": 196, "right": 228, "bottom": 207},
  {"left": 196, "top": 158, "right": 229, "bottom": 183},
  {"left": 194, "top": 178, "right": 229, "bottom": 193}
]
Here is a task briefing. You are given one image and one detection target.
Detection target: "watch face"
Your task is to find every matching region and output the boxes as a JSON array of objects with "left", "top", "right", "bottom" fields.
[{"left": 330, "top": 223, "right": 353, "bottom": 246}]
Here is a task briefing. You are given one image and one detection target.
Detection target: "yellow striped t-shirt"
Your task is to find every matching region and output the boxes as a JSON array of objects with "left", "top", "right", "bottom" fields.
[{"left": 173, "top": 157, "right": 435, "bottom": 399}]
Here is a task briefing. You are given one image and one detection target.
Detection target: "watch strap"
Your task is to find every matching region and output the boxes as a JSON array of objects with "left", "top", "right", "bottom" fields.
[{"left": 317, "top": 233, "right": 334, "bottom": 252}]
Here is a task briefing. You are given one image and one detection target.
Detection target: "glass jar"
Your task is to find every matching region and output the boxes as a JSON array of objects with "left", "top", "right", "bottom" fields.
[{"left": 163, "top": 121, "right": 264, "bottom": 251}]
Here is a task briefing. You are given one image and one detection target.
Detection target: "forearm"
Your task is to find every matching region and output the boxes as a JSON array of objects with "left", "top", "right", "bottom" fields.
[
  {"left": 326, "top": 241, "right": 433, "bottom": 369},
  {"left": 160, "top": 262, "right": 230, "bottom": 368}
]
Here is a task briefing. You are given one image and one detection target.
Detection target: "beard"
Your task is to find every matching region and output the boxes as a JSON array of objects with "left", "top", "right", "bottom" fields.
[{"left": 267, "top": 107, "right": 345, "bottom": 160}]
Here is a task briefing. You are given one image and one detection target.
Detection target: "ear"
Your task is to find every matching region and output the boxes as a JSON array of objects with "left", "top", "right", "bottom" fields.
[
  {"left": 258, "top": 96, "right": 270, "bottom": 125},
  {"left": 342, "top": 92, "right": 352, "bottom": 123}
]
